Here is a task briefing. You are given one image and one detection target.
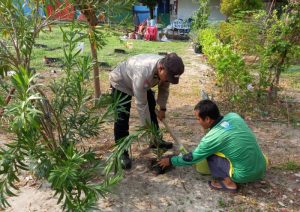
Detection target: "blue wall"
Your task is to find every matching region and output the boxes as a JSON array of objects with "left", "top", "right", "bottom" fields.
[
  {"left": 14, "top": 0, "right": 45, "bottom": 17},
  {"left": 133, "top": 5, "right": 158, "bottom": 25}
]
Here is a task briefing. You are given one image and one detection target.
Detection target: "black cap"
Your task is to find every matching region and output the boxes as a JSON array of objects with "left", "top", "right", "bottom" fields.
[{"left": 162, "top": 53, "right": 184, "bottom": 84}]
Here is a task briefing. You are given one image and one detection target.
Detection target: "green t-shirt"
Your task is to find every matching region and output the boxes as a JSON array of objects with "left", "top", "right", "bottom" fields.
[{"left": 171, "top": 113, "right": 266, "bottom": 183}]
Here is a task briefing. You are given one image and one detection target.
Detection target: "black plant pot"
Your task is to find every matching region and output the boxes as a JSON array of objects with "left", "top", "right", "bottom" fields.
[
  {"left": 149, "top": 158, "right": 173, "bottom": 175},
  {"left": 194, "top": 43, "right": 203, "bottom": 54},
  {"left": 114, "top": 49, "right": 126, "bottom": 54}
]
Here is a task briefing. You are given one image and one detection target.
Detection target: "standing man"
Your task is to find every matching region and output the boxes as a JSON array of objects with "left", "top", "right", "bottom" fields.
[
  {"left": 159, "top": 100, "right": 267, "bottom": 192},
  {"left": 110, "top": 53, "right": 185, "bottom": 169}
]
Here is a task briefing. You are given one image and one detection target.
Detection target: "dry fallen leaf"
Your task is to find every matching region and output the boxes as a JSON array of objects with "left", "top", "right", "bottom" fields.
[{"left": 278, "top": 201, "right": 286, "bottom": 207}]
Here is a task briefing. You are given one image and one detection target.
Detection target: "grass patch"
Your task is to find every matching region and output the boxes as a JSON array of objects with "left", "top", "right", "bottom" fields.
[
  {"left": 171, "top": 111, "right": 181, "bottom": 117},
  {"left": 31, "top": 25, "right": 189, "bottom": 73},
  {"left": 282, "top": 65, "right": 300, "bottom": 89},
  {"left": 274, "top": 161, "right": 300, "bottom": 171},
  {"left": 218, "top": 198, "right": 228, "bottom": 208},
  {"left": 25, "top": 25, "right": 189, "bottom": 93},
  {"left": 287, "top": 65, "right": 300, "bottom": 73}
]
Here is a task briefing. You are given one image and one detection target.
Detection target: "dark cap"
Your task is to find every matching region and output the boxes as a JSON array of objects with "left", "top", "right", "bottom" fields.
[{"left": 161, "top": 53, "right": 184, "bottom": 84}]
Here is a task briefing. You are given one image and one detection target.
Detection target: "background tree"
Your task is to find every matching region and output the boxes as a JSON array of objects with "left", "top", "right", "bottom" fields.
[
  {"left": 0, "top": 0, "right": 50, "bottom": 71},
  {"left": 191, "top": 0, "right": 210, "bottom": 31},
  {"left": 0, "top": 0, "right": 133, "bottom": 100},
  {"left": 259, "top": 3, "right": 300, "bottom": 99},
  {"left": 74, "top": 0, "right": 102, "bottom": 99},
  {"left": 65, "top": 0, "right": 134, "bottom": 99},
  {"left": 221, "top": 0, "right": 263, "bottom": 17},
  {"left": 0, "top": 0, "right": 60, "bottom": 110}
]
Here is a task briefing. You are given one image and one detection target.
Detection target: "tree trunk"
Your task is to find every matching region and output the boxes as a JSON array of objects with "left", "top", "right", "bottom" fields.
[
  {"left": 269, "top": 49, "right": 288, "bottom": 100},
  {"left": 89, "top": 27, "right": 101, "bottom": 99},
  {"left": 77, "top": 2, "right": 101, "bottom": 99}
]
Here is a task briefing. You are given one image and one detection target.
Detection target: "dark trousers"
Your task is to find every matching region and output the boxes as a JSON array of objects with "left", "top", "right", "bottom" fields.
[
  {"left": 112, "top": 87, "right": 159, "bottom": 148},
  {"left": 207, "top": 155, "right": 230, "bottom": 179}
]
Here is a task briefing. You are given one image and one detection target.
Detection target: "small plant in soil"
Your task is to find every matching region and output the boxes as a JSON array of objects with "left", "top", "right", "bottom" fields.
[
  {"left": 106, "top": 121, "right": 173, "bottom": 177},
  {"left": 149, "top": 157, "right": 173, "bottom": 175},
  {"left": 144, "top": 123, "right": 174, "bottom": 175}
]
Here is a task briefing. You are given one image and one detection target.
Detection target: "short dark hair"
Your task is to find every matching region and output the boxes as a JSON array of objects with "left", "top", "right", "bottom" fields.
[
  {"left": 194, "top": 100, "right": 221, "bottom": 120},
  {"left": 160, "top": 53, "right": 184, "bottom": 84}
]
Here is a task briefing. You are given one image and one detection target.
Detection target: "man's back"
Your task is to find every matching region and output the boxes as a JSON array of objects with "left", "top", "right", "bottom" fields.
[
  {"left": 205, "top": 113, "right": 266, "bottom": 183},
  {"left": 109, "top": 54, "right": 163, "bottom": 96}
]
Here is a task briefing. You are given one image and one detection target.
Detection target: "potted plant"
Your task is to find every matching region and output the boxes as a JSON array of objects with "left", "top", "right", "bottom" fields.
[
  {"left": 193, "top": 41, "right": 203, "bottom": 54},
  {"left": 190, "top": 0, "right": 210, "bottom": 54},
  {"left": 190, "top": 30, "right": 203, "bottom": 54}
]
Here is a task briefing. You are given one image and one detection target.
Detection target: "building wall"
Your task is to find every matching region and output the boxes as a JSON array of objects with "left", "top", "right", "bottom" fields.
[
  {"left": 177, "top": 0, "right": 225, "bottom": 22},
  {"left": 209, "top": 0, "right": 226, "bottom": 22},
  {"left": 177, "top": 0, "right": 198, "bottom": 20}
]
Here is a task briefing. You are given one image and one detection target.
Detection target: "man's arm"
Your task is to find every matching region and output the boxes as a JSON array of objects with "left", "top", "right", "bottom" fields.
[
  {"left": 157, "top": 82, "right": 170, "bottom": 112},
  {"left": 170, "top": 144, "right": 211, "bottom": 167},
  {"left": 161, "top": 134, "right": 223, "bottom": 167},
  {"left": 158, "top": 145, "right": 209, "bottom": 168}
]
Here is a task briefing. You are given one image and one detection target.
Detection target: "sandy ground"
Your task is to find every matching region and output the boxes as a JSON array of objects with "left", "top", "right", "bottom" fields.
[{"left": 3, "top": 45, "right": 300, "bottom": 211}]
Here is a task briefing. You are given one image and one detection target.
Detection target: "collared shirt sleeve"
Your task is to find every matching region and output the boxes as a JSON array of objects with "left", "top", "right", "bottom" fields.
[
  {"left": 157, "top": 82, "right": 170, "bottom": 109},
  {"left": 132, "top": 74, "right": 151, "bottom": 126},
  {"left": 171, "top": 132, "right": 223, "bottom": 166}
]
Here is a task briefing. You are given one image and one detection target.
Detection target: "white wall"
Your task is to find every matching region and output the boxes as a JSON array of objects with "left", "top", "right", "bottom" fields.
[
  {"left": 177, "top": 0, "right": 225, "bottom": 21},
  {"left": 177, "top": 0, "right": 198, "bottom": 20},
  {"left": 209, "top": 0, "right": 226, "bottom": 22}
]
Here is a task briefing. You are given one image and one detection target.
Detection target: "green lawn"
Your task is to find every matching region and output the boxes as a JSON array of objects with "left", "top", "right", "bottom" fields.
[
  {"left": 31, "top": 25, "right": 189, "bottom": 72},
  {"left": 283, "top": 65, "right": 300, "bottom": 89}
]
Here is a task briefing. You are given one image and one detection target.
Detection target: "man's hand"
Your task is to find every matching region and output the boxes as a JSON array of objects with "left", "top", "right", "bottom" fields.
[
  {"left": 158, "top": 157, "right": 170, "bottom": 169},
  {"left": 157, "top": 110, "right": 165, "bottom": 121}
]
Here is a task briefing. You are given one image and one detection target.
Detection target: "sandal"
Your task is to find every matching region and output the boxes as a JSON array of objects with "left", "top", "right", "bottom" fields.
[{"left": 208, "top": 180, "right": 238, "bottom": 193}]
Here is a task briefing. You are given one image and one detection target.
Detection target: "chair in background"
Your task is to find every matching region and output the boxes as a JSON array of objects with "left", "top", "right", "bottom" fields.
[{"left": 171, "top": 19, "right": 183, "bottom": 35}]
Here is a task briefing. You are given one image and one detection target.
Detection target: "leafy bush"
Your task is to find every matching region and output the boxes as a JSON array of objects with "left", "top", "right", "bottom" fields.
[
  {"left": 191, "top": 0, "right": 210, "bottom": 31},
  {"left": 0, "top": 0, "right": 46, "bottom": 70},
  {"left": 259, "top": 4, "right": 300, "bottom": 98},
  {"left": 221, "top": 0, "right": 263, "bottom": 17},
  {"left": 0, "top": 25, "right": 124, "bottom": 211},
  {"left": 219, "top": 13, "right": 263, "bottom": 55},
  {"left": 199, "top": 28, "right": 252, "bottom": 101},
  {"left": 216, "top": 2, "right": 300, "bottom": 100}
]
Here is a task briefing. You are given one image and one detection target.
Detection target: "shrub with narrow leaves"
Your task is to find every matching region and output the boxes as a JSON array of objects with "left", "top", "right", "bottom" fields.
[{"left": 0, "top": 24, "right": 125, "bottom": 211}]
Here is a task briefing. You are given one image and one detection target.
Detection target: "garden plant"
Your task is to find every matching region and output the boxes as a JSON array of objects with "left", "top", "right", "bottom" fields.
[
  {"left": 0, "top": 23, "right": 128, "bottom": 211},
  {"left": 198, "top": 2, "right": 300, "bottom": 103}
]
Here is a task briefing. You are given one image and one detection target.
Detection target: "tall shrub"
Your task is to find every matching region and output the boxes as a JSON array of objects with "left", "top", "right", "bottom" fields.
[
  {"left": 220, "top": 3, "right": 300, "bottom": 99},
  {"left": 0, "top": 0, "right": 47, "bottom": 70},
  {"left": 0, "top": 25, "right": 125, "bottom": 211},
  {"left": 221, "top": 0, "right": 263, "bottom": 17},
  {"left": 191, "top": 0, "right": 210, "bottom": 31},
  {"left": 219, "top": 13, "right": 263, "bottom": 55},
  {"left": 199, "top": 28, "right": 252, "bottom": 101},
  {"left": 259, "top": 3, "right": 300, "bottom": 98},
  {"left": 68, "top": 0, "right": 134, "bottom": 99}
]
